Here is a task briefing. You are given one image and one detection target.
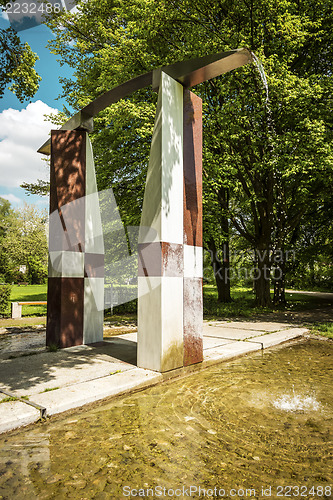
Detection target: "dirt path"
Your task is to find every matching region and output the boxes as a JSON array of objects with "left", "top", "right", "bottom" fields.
[
  {"left": 285, "top": 289, "right": 333, "bottom": 300},
  {"left": 252, "top": 306, "right": 333, "bottom": 325}
]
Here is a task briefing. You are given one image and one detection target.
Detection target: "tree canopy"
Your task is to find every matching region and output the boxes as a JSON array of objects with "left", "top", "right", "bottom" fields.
[
  {"left": 27, "top": 0, "right": 333, "bottom": 303},
  {"left": 0, "top": 1, "right": 40, "bottom": 101},
  {"left": 0, "top": 199, "right": 48, "bottom": 284}
]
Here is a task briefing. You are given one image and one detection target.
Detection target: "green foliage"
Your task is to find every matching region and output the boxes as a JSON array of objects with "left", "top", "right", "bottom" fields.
[
  {"left": 286, "top": 201, "right": 333, "bottom": 291},
  {"left": 20, "top": 179, "right": 50, "bottom": 197},
  {"left": 47, "top": 344, "right": 59, "bottom": 352},
  {"left": 112, "top": 299, "right": 137, "bottom": 315},
  {"left": 0, "top": 283, "right": 11, "bottom": 317},
  {"left": 7, "top": 41, "right": 41, "bottom": 101},
  {"left": 310, "top": 322, "right": 333, "bottom": 340},
  {"left": 0, "top": 2, "right": 40, "bottom": 101},
  {"left": 0, "top": 198, "right": 12, "bottom": 280},
  {"left": 203, "top": 285, "right": 332, "bottom": 318},
  {"left": 0, "top": 396, "right": 18, "bottom": 403},
  {"left": 0, "top": 198, "right": 11, "bottom": 238},
  {"left": 203, "top": 285, "right": 269, "bottom": 318},
  {"left": 27, "top": 256, "right": 48, "bottom": 285},
  {"left": 39, "top": 0, "right": 333, "bottom": 306}
]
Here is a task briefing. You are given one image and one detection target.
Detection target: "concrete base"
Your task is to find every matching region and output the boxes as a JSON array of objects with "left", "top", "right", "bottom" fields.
[{"left": 137, "top": 276, "right": 184, "bottom": 372}]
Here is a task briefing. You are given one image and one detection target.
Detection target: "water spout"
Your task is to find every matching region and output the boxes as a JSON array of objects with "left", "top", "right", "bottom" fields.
[
  {"left": 250, "top": 51, "right": 269, "bottom": 103},
  {"left": 250, "top": 51, "right": 288, "bottom": 243},
  {"left": 272, "top": 386, "right": 321, "bottom": 412}
]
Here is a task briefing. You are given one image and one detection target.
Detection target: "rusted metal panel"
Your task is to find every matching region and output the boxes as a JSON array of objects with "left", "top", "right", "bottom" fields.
[
  {"left": 47, "top": 130, "right": 87, "bottom": 348},
  {"left": 49, "top": 130, "right": 86, "bottom": 253},
  {"left": 183, "top": 90, "right": 202, "bottom": 247},
  {"left": 46, "top": 277, "right": 84, "bottom": 348},
  {"left": 183, "top": 89, "right": 203, "bottom": 366},
  {"left": 84, "top": 253, "right": 104, "bottom": 278},
  {"left": 138, "top": 242, "right": 183, "bottom": 277}
]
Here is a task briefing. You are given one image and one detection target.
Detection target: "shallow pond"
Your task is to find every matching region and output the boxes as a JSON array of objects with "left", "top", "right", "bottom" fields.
[{"left": 0, "top": 339, "right": 332, "bottom": 499}]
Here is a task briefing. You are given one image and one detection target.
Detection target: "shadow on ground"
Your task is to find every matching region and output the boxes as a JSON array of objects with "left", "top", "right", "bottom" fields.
[{"left": 0, "top": 336, "right": 137, "bottom": 395}]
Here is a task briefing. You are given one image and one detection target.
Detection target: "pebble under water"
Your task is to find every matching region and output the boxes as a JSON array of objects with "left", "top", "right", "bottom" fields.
[{"left": 0, "top": 339, "right": 332, "bottom": 499}]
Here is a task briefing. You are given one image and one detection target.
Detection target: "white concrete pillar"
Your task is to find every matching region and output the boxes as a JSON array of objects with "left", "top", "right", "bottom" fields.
[
  {"left": 83, "top": 137, "right": 104, "bottom": 344},
  {"left": 138, "top": 71, "right": 184, "bottom": 372}
]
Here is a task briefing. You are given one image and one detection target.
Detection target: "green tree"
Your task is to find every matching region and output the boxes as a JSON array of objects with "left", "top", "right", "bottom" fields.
[
  {"left": 1, "top": 203, "right": 48, "bottom": 284},
  {"left": 0, "top": 197, "right": 11, "bottom": 239},
  {"left": 0, "top": 1, "right": 41, "bottom": 101},
  {"left": 0, "top": 197, "right": 12, "bottom": 281},
  {"left": 286, "top": 199, "right": 333, "bottom": 291},
  {"left": 39, "top": 0, "right": 333, "bottom": 306}
]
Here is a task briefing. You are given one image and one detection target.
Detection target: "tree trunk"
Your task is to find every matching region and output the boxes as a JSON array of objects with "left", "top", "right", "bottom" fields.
[
  {"left": 254, "top": 246, "right": 272, "bottom": 307},
  {"left": 208, "top": 237, "right": 232, "bottom": 303}
]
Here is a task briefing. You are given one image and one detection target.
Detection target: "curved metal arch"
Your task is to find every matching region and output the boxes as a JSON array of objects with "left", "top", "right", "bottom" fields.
[{"left": 38, "top": 48, "right": 252, "bottom": 155}]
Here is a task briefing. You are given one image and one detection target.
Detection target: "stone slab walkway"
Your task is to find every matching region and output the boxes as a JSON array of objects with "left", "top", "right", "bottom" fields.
[{"left": 0, "top": 320, "right": 308, "bottom": 434}]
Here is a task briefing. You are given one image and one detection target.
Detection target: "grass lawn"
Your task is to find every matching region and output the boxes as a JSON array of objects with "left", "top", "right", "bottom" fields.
[
  {"left": 10, "top": 284, "right": 47, "bottom": 317},
  {"left": 204, "top": 285, "right": 333, "bottom": 318},
  {"left": 3, "top": 284, "right": 332, "bottom": 342},
  {"left": 309, "top": 322, "right": 333, "bottom": 339},
  {"left": 204, "top": 285, "right": 263, "bottom": 318}
]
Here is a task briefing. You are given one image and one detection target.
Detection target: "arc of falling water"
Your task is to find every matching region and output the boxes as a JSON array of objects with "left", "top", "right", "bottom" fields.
[
  {"left": 250, "top": 51, "right": 273, "bottom": 132},
  {"left": 250, "top": 52, "right": 287, "bottom": 250}
]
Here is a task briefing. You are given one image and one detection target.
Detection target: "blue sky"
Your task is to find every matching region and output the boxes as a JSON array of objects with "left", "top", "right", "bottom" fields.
[{"left": 0, "top": 10, "right": 73, "bottom": 208}]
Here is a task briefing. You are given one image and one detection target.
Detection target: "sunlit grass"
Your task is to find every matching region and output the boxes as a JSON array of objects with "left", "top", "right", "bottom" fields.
[
  {"left": 10, "top": 284, "right": 47, "bottom": 317},
  {"left": 5, "top": 284, "right": 332, "bottom": 323},
  {"left": 203, "top": 285, "right": 332, "bottom": 318},
  {"left": 309, "top": 322, "right": 333, "bottom": 339}
]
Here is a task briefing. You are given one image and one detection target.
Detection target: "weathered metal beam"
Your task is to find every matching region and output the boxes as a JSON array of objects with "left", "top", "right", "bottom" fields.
[
  {"left": 154, "top": 48, "right": 252, "bottom": 90},
  {"left": 37, "top": 49, "right": 252, "bottom": 155}
]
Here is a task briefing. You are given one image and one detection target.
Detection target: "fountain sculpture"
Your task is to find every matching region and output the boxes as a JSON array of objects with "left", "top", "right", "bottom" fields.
[{"left": 38, "top": 48, "right": 253, "bottom": 372}]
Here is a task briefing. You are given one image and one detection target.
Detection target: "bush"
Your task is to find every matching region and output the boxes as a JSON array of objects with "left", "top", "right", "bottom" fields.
[
  {"left": 27, "top": 257, "right": 48, "bottom": 284},
  {"left": 113, "top": 298, "right": 137, "bottom": 314},
  {"left": 0, "top": 283, "right": 11, "bottom": 317}
]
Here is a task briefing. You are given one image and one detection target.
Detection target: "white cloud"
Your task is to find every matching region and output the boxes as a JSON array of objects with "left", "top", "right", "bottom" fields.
[
  {"left": 0, "top": 100, "right": 58, "bottom": 188},
  {"left": 0, "top": 193, "right": 22, "bottom": 205},
  {"left": 1, "top": 10, "right": 9, "bottom": 21}
]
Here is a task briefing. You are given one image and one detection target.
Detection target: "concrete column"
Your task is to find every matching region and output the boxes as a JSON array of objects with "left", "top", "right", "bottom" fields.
[
  {"left": 138, "top": 72, "right": 184, "bottom": 372},
  {"left": 47, "top": 130, "right": 104, "bottom": 348},
  {"left": 137, "top": 73, "right": 203, "bottom": 372}
]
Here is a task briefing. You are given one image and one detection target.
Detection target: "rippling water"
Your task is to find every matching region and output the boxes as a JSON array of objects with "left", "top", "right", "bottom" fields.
[{"left": 0, "top": 339, "right": 332, "bottom": 499}]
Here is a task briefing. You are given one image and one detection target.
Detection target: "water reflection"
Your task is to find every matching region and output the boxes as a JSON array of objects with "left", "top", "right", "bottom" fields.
[{"left": 0, "top": 339, "right": 332, "bottom": 498}]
